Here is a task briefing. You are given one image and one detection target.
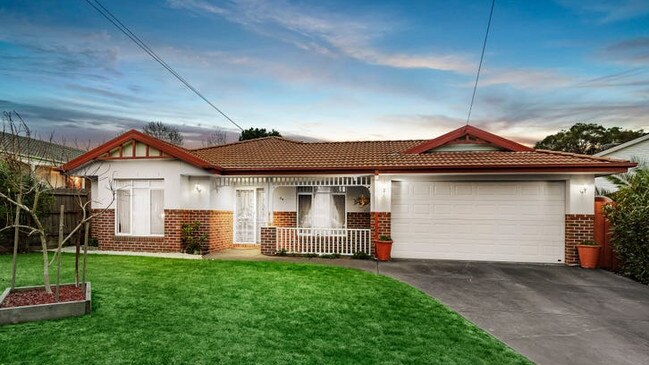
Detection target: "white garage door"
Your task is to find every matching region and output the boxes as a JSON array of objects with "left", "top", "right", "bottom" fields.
[{"left": 391, "top": 181, "right": 565, "bottom": 263}]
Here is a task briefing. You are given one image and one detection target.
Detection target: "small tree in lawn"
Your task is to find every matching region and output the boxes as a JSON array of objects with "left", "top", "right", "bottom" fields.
[{"left": 0, "top": 111, "right": 114, "bottom": 296}]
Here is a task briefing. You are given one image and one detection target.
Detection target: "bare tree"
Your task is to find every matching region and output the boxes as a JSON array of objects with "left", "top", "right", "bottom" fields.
[
  {"left": 201, "top": 127, "right": 228, "bottom": 147},
  {"left": 143, "top": 121, "right": 184, "bottom": 146},
  {"left": 0, "top": 111, "right": 114, "bottom": 294}
]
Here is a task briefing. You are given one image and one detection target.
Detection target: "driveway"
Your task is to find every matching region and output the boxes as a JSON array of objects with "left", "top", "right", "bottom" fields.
[{"left": 376, "top": 260, "right": 649, "bottom": 365}]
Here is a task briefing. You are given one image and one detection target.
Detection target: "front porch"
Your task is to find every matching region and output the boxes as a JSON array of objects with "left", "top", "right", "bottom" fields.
[{"left": 214, "top": 175, "right": 383, "bottom": 257}]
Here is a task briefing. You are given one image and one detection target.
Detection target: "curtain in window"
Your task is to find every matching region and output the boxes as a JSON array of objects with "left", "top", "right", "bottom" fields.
[
  {"left": 150, "top": 189, "right": 164, "bottom": 235},
  {"left": 298, "top": 194, "right": 312, "bottom": 228},
  {"left": 297, "top": 189, "right": 346, "bottom": 228},
  {"left": 116, "top": 190, "right": 131, "bottom": 234},
  {"left": 331, "top": 195, "right": 345, "bottom": 228}
]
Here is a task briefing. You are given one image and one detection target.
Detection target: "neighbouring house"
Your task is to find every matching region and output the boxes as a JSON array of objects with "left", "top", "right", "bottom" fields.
[
  {"left": 594, "top": 134, "right": 649, "bottom": 193},
  {"left": 0, "top": 132, "right": 86, "bottom": 189},
  {"left": 61, "top": 125, "right": 635, "bottom": 265}
]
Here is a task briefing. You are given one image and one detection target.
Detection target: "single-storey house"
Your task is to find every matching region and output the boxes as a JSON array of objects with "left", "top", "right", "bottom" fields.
[
  {"left": 0, "top": 132, "right": 85, "bottom": 189},
  {"left": 61, "top": 125, "right": 635, "bottom": 265},
  {"left": 594, "top": 133, "right": 649, "bottom": 193}
]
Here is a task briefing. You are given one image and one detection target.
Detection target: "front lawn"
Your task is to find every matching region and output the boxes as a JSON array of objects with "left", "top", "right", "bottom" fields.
[{"left": 0, "top": 254, "right": 529, "bottom": 364}]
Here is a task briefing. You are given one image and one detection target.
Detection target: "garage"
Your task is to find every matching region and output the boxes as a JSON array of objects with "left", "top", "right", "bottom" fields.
[{"left": 391, "top": 180, "right": 565, "bottom": 263}]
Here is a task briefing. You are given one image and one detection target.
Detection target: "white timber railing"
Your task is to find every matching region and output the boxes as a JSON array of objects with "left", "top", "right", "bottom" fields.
[{"left": 276, "top": 227, "right": 372, "bottom": 255}]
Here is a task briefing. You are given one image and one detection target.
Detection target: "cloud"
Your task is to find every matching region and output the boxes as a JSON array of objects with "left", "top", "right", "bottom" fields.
[
  {"left": 601, "top": 37, "right": 649, "bottom": 65},
  {"left": 167, "top": 0, "right": 475, "bottom": 73},
  {"left": 480, "top": 69, "right": 575, "bottom": 89},
  {"left": 557, "top": 0, "right": 649, "bottom": 23}
]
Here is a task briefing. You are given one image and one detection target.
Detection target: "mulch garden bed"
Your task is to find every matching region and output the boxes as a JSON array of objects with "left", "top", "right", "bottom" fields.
[{"left": 1, "top": 285, "right": 86, "bottom": 308}]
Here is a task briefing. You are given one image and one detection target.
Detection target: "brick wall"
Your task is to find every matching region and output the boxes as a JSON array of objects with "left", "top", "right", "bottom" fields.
[
  {"left": 260, "top": 226, "right": 277, "bottom": 255},
  {"left": 347, "top": 212, "right": 370, "bottom": 229},
  {"left": 91, "top": 208, "right": 234, "bottom": 254},
  {"left": 273, "top": 211, "right": 297, "bottom": 227},
  {"left": 208, "top": 211, "right": 233, "bottom": 252},
  {"left": 565, "top": 214, "right": 595, "bottom": 265},
  {"left": 371, "top": 212, "right": 391, "bottom": 239}
]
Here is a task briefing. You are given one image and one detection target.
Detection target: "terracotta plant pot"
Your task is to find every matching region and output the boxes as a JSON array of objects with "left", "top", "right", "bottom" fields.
[
  {"left": 375, "top": 240, "right": 393, "bottom": 261},
  {"left": 577, "top": 245, "right": 601, "bottom": 269}
]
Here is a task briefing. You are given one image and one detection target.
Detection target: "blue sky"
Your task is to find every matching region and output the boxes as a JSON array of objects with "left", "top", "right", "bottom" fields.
[{"left": 1, "top": 0, "right": 648, "bottom": 147}]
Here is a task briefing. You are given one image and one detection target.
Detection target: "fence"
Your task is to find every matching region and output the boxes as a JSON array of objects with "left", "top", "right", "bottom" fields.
[
  {"left": 0, "top": 189, "right": 90, "bottom": 250},
  {"left": 594, "top": 196, "right": 618, "bottom": 271},
  {"left": 276, "top": 227, "right": 371, "bottom": 255}
]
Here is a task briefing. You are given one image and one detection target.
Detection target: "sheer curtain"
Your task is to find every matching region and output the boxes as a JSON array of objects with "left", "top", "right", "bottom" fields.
[
  {"left": 116, "top": 190, "right": 131, "bottom": 234},
  {"left": 297, "top": 188, "right": 346, "bottom": 228}
]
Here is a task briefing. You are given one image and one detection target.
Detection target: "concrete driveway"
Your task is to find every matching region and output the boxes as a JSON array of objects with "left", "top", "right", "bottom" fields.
[{"left": 376, "top": 260, "right": 649, "bottom": 365}]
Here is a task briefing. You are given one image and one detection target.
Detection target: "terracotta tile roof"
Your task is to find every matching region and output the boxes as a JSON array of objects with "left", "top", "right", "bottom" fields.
[{"left": 190, "top": 136, "right": 636, "bottom": 174}]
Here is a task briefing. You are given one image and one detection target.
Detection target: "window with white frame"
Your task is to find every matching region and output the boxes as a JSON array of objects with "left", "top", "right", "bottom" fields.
[
  {"left": 297, "top": 186, "right": 346, "bottom": 228},
  {"left": 115, "top": 179, "right": 164, "bottom": 236}
]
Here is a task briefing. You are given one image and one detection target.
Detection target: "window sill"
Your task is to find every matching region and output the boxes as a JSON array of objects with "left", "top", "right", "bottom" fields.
[{"left": 114, "top": 235, "right": 165, "bottom": 242}]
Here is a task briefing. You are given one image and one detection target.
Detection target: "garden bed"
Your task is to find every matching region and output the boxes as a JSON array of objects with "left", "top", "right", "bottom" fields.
[{"left": 0, "top": 283, "right": 91, "bottom": 325}]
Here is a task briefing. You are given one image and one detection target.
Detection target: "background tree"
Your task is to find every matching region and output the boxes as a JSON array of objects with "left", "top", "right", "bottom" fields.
[
  {"left": 143, "top": 121, "right": 184, "bottom": 146},
  {"left": 535, "top": 123, "right": 644, "bottom": 155},
  {"left": 202, "top": 127, "right": 228, "bottom": 147},
  {"left": 239, "top": 127, "right": 281, "bottom": 141}
]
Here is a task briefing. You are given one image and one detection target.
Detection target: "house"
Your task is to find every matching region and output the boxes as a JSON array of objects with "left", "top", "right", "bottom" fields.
[
  {"left": 594, "top": 134, "right": 649, "bottom": 193},
  {"left": 61, "top": 125, "right": 635, "bottom": 265},
  {"left": 0, "top": 132, "right": 85, "bottom": 189}
]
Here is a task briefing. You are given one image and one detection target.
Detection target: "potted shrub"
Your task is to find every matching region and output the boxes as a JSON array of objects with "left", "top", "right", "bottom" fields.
[
  {"left": 375, "top": 235, "right": 393, "bottom": 261},
  {"left": 576, "top": 240, "right": 601, "bottom": 269}
]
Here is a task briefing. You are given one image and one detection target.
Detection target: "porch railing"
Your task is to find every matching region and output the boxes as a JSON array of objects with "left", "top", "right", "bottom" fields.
[{"left": 276, "top": 227, "right": 372, "bottom": 255}]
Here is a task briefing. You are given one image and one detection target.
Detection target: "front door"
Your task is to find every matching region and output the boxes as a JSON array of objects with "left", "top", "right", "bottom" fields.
[{"left": 235, "top": 189, "right": 256, "bottom": 243}]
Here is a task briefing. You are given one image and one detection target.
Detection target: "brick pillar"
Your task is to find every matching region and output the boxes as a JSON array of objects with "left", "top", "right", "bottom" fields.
[
  {"left": 371, "top": 212, "right": 391, "bottom": 255},
  {"left": 565, "top": 214, "right": 595, "bottom": 265},
  {"left": 260, "top": 226, "right": 277, "bottom": 256}
]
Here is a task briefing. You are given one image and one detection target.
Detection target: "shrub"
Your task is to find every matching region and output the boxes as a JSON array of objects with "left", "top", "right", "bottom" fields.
[
  {"left": 181, "top": 222, "right": 207, "bottom": 254},
  {"left": 604, "top": 168, "right": 649, "bottom": 284},
  {"left": 352, "top": 251, "right": 371, "bottom": 260},
  {"left": 275, "top": 249, "right": 287, "bottom": 256},
  {"left": 88, "top": 237, "right": 99, "bottom": 247},
  {"left": 319, "top": 253, "right": 341, "bottom": 259}
]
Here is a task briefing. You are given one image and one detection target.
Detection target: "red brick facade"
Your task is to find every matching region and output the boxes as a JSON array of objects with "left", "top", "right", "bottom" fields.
[
  {"left": 260, "top": 226, "right": 277, "bottom": 255},
  {"left": 565, "top": 214, "right": 595, "bottom": 265},
  {"left": 91, "top": 209, "right": 234, "bottom": 254},
  {"left": 347, "top": 212, "right": 371, "bottom": 229},
  {"left": 371, "top": 212, "right": 391, "bottom": 239},
  {"left": 273, "top": 211, "right": 297, "bottom": 227}
]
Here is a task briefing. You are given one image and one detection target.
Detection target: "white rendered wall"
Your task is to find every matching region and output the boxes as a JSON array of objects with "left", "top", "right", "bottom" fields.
[{"left": 75, "top": 159, "right": 212, "bottom": 210}]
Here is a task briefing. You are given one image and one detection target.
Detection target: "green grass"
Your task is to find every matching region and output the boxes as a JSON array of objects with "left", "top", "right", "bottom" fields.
[{"left": 0, "top": 254, "right": 530, "bottom": 364}]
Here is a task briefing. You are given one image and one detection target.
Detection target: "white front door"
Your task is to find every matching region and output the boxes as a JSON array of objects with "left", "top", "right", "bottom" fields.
[
  {"left": 235, "top": 188, "right": 266, "bottom": 244},
  {"left": 391, "top": 180, "right": 566, "bottom": 263},
  {"left": 235, "top": 189, "right": 256, "bottom": 243}
]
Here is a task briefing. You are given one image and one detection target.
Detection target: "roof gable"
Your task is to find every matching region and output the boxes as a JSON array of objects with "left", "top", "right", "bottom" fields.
[
  {"left": 594, "top": 134, "right": 649, "bottom": 157},
  {"left": 404, "top": 125, "right": 533, "bottom": 154},
  {"left": 61, "top": 130, "right": 219, "bottom": 172}
]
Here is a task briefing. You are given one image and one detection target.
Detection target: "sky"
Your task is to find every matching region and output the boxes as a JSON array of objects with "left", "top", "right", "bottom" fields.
[{"left": 1, "top": 0, "right": 648, "bottom": 147}]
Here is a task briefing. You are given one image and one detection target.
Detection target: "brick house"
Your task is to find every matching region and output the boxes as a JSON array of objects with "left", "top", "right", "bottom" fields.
[{"left": 61, "top": 125, "right": 635, "bottom": 265}]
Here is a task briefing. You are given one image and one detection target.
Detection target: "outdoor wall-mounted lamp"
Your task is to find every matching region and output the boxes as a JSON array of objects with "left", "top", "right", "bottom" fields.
[
  {"left": 579, "top": 185, "right": 588, "bottom": 194},
  {"left": 195, "top": 184, "right": 203, "bottom": 193}
]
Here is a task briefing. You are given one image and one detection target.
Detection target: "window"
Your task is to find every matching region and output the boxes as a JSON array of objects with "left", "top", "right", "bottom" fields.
[
  {"left": 297, "top": 187, "right": 346, "bottom": 228},
  {"left": 115, "top": 179, "right": 164, "bottom": 236}
]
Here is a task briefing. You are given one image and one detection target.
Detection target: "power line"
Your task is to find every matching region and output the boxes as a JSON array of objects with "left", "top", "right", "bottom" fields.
[
  {"left": 83, "top": 0, "right": 244, "bottom": 131},
  {"left": 466, "top": 0, "right": 496, "bottom": 126}
]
